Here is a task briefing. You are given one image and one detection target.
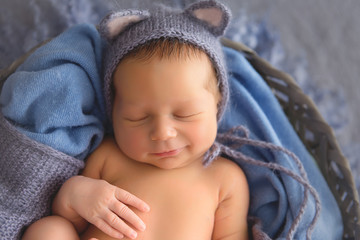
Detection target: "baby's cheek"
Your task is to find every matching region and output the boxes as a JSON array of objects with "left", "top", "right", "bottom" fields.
[
  {"left": 188, "top": 121, "right": 217, "bottom": 149},
  {"left": 117, "top": 128, "right": 148, "bottom": 159}
]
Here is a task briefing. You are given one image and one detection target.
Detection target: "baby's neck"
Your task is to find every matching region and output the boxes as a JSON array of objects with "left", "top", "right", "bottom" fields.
[{"left": 132, "top": 157, "right": 207, "bottom": 178}]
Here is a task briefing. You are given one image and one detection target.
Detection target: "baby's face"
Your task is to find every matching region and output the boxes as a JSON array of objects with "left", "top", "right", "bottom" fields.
[{"left": 112, "top": 52, "right": 219, "bottom": 170}]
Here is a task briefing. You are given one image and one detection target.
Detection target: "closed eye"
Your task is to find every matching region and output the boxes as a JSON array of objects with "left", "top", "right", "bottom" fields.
[
  {"left": 124, "top": 116, "right": 148, "bottom": 122},
  {"left": 174, "top": 112, "right": 202, "bottom": 119}
]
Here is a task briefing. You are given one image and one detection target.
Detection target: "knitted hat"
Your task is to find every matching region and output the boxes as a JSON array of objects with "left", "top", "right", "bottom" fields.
[{"left": 99, "top": 0, "right": 231, "bottom": 121}]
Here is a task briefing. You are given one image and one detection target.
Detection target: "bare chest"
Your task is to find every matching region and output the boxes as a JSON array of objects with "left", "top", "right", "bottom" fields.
[
  {"left": 84, "top": 164, "right": 220, "bottom": 240},
  {"left": 118, "top": 169, "right": 219, "bottom": 239}
]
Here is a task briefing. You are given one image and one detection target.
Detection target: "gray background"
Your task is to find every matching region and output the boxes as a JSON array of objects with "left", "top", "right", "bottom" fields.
[{"left": 225, "top": 0, "right": 360, "bottom": 191}]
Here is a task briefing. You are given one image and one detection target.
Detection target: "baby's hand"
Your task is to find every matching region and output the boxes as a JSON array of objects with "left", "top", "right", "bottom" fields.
[{"left": 53, "top": 176, "right": 150, "bottom": 239}]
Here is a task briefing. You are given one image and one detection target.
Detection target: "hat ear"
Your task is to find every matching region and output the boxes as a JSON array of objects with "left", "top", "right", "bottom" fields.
[
  {"left": 185, "top": 1, "right": 231, "bottom": 36},
  {"left": 99, "top": 10, "right": 150, "bottom": 41}
]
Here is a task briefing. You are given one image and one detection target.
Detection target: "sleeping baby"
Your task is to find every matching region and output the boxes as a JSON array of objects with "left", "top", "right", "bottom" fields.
[{"left": 22, "top": 1, "right": 250, "bottom": 239}]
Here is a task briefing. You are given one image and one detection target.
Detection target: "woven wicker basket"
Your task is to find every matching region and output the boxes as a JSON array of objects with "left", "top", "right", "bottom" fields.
[
  {"left": 1, "top": 37, "right": 359, "bottom": 239},
  {"left": 221, "top": 38, "right": 360, "bottom": 239}
]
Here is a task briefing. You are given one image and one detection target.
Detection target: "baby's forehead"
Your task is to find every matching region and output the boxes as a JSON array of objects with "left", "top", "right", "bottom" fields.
[{"left": 119, "top": 38, "right": 211, "bottom": 64}]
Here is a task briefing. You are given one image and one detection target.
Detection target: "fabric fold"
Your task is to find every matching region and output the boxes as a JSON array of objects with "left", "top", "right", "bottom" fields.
[{"left": 0, "top": 24, "right": 106, "bottom": 160}]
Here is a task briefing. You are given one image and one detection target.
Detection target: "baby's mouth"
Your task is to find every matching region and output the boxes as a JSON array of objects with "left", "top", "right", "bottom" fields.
[{"left": 151, "top": 147, "right": 184, "bottom": 157}]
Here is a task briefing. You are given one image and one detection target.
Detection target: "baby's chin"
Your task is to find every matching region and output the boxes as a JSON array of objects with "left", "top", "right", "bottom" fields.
[
  {"left": 136, "top": 155, "right": 200, "bottom": 171},
  {"left": 144, "top": 158, "right": 190, "bottom": 170}
]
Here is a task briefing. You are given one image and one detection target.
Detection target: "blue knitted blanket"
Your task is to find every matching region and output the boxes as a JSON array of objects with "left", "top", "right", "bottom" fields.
[
  {"left": 0, "top": 24, "right": 106, "bottom": 160},
  {"left": 0, "top": 24, "right": 343, "bottom": 239}
]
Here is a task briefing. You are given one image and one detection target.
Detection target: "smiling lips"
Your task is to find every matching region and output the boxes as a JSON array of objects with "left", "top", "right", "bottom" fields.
[{"left": 152, "top": 148, "right": 184, "bottom": 157}]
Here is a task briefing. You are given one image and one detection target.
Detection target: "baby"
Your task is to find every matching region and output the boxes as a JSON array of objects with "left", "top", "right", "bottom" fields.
[{"left": 22, "top": 1, "right": 249, "bottom": 240}]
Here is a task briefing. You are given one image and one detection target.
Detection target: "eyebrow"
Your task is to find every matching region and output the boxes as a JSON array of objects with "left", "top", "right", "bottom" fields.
[{"left": 121, "top": 96, "right": 207, "bottom": 108}]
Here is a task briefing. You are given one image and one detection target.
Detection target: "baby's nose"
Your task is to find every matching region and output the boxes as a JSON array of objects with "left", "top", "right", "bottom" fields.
[{"left": 150, "top": 118, "right": 177, "bottom": 141}]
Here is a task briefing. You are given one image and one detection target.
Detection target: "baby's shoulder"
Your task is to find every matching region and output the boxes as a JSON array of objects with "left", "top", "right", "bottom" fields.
[
  {"left": 210, "top": 157, "right": 245, "bottom": 177},
  {"left": 209, "top": 157, "right": 248, "bottom": 195},
  {"left": 84, "top": 137, "right": 122, "bottom": 169},
  {"left": 89, "top": 136, "right": 119, "bottom": 159}
]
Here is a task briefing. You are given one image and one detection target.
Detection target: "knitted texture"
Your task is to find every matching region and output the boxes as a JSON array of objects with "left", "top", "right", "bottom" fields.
[
  {"left": 100, "top": 0, "right": 230, "bottom": 121},
  {"left": 0, "top": 23, "right": 106, "bottom": 160},
  {"left": 0, "top": 112, "right": 84, "bottom": 239},
  {"left": 216, "top": 126, "right": 321, "bottom": 240}
]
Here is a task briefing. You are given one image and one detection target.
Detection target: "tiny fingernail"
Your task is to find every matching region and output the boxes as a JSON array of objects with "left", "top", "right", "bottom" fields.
[
  {"left": 144, "top": 205, "right": 150, "bottom": 212},
  {"left": 140, "top": 223, "right": 146, "bottom": 231},
  {"left": 130, "top": 231, "right": 137, "bottom": 239}
]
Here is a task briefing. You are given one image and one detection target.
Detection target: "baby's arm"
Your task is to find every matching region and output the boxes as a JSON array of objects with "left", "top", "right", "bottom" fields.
[
  {"left": 52, "top": 138, "right": 149, "bottom": 239},
  {"left": 212, "top": 158, "right": 249, "bottom": 240}
]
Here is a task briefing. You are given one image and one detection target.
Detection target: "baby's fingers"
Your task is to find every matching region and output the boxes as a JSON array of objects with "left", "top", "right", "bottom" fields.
[
  {"left": 102, "top": 211, "right": 140, "bottom": 239},
  {"left": 115, "top": 188, "right": 150, "bottom": 213},
  {"left": 111, "top": 202, "right": 146, "bottom": 233},
  {"left": 92, "top": 217, "right": 124, "bottom": 239}
]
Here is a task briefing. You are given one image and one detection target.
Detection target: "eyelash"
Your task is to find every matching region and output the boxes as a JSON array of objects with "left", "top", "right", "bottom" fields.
[
  {"left": 125, "top": 116, "right": 148, "bottom": 122},
  {"left": 174, "top": 113, "right": 200, "bottom": 119},
  {"left": 125, "top": 113, "right": 200, "bottom": 122}
]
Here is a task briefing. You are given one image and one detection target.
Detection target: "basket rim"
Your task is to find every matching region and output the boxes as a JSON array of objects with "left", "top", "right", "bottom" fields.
[{"left": 220, "top": 37, "right": 360, "bottom": 239}]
